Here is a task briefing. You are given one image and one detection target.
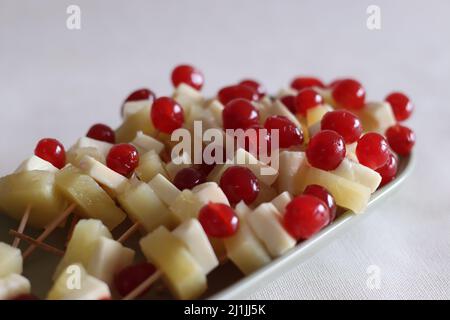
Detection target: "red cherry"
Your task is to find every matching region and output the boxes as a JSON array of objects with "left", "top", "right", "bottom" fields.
[
  {"left": 295, "top": 88, "right": 323, "bottom": 116},
  {"left": 198, "top": 203, "right": 239, "bottom": 238},
  {"left": 290, "top": 77, "right": 325, "bottom": 91},
  {"left": 280, "top": 95, "right": 297, "bottom": 114},
  {"left": 114, "top": 262, "right": 157, "bottom": 297},
  {"left": 219, "top": 166, "right": 260, "bottom": 205},
  {"left": 222, "top": 98, "right": 259, "bottom": 130},
  {"left": 125, "top": 88, "right": 155, "bottom": 102},
  {"left": 376, "top": 152, "right": 398, "bottom": 187},
  {"left": 284, "top": 195, "right": 330, "bottom": 240},
  {"left": 385, "top": 124, "right": 415, "bottom": 156},
  {"left": 218, "top": 85, "right": 259, "bottom": 105},
  {"left": 106, "top": 143, "right": 139, "bottom": 177},
  {"left": 86, "top": 123, "right": 115, "bottom": 144},
  {"left": 320, "top": 110, "right": 362, "bottom": 144},
  {"left": 356, "top": 132, "right": 390, "bottom": 169},
  {"left": 173, "top": 167, "right": 205, "bottom": 190},
  {"left": 34, "top": 138, "right": 66, "bottom": 169},
  {"left": 332, "top": 79, "right": 365, "bottom": 110},
  {"left": 239, "top": 79, "right": 266, "bottom": 98},
  {"left": 264, "top": 115, "right": 304, "bottom": 148},
  {"left": 171, "top": 64, "right": 204, "bottom": 90},
  {"left": 385, "top": 92, "right": 414, "bottom": 121},
  {"left": 303, "top": 184, "right": 337, "bottom": 222},
  {"left": 151, "top": 97, "right": 184, "bottom": 134},
  {"left": 13, "top": 294, "right": 39, "bottom": 300},
  {"left": 327, "top": 78, "right": 343, "bottom": 88},
  {"left": 306, "top": 130, "right": 346, "bottom": 171}
]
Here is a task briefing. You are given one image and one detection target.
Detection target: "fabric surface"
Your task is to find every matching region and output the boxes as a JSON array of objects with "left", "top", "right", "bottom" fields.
[{"left": 0, "top": 0, "right": 449, "bottom": 299}]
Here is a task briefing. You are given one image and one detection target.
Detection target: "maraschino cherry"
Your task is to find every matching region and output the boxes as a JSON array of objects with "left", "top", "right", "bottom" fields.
[
  {"left": 198, "top": 203, "right": 239, "bottom": 238},
  {"left": 106, "top": 143, "right": 139, "bottom": 177},
  {"left": 34, "top": 138, "right": 66, "bottom": 169},
  {"left": 151, "top": 97, "right": 184, "bottom": 134},
  {"left": 171, "top": 64, "right": 204, "bottom": 90}
]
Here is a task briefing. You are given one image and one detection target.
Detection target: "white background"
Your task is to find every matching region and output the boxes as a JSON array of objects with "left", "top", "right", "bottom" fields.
[{"left": 1, "top": 0, "right": 449, "bottom": 299}]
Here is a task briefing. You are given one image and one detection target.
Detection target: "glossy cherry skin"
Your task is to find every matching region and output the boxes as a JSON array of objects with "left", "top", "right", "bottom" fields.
[
  {"left": 280, "top": 95, "right": 297, "bottom": 114},
  {"left": 239, "top": 79, "right": 266, "bottom": 98},
  {"left": 171, "top": 64, "right": 204, "bottom": 90},
  {"left": 218, "top": 85, "right": 259, "bottom": 105},
  {"left": 284, "top": 195, "right": 330, "bottom": 240},
  {"left": 306, "top": 130, "right": 346, "bottom": 171},
  {"left": 86, "top": 123, "right": 115, "bottom": 144},
  {"left": 220, "top": 166, "right": 260, "bottom": 205},
  {"left": 222, "top": 98, "right": 260, "bottom": 130},
  {"left": 356, "top": 132, "right": 390, "bottom": 170},
  {"left": 106, "top": 143, "right": 139, "bottom": 177},
  {"left": 114, "top": 262, "right": 157, "bottom": 297},
  {"left": 125, "top": 88, "right": 155, "bottom": 102},
  {"left": 385, "top": 124, "right": 416, "bottom": 156},
  {"left": 320, "top": 110, "right": 363, "bottom": 144},
  {"left": 151, "top": 97, "right": 184, "bottom": 134},
  {"left": 198, "top": 203, "right": 239, "bottom": 238},
  {"left": 264, "top": 115, "right": 303, "bottom": 148},
  {"left": 295, "top": 88, "right": 324, "bottom": 116},
  {"left": 303, "top": 184, "right": 337, "bottom": 222},
  {"left": 376, "top": 152, "right": 398, "bottom": 187},
  {"left": 290, "top": 77, "right": 325, "bottom": 91},
  {"left": 332, "top": 79, "right": 366, "bottom": 110},
  {"left": 173, "top": 167, "right": 205, "bottom": 190},
  {"left": 385, "top": 92, "right": 414, "bottom": 121},
  {"left": 34, "top": 138, "right": 66, "bottom": 169}
]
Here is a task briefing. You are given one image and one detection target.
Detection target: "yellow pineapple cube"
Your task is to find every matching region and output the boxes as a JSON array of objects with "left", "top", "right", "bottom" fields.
[
  {"left": 135, "top": 150, "right": 168, "bottom": 182},
  {"left": 306, "top": 104, "right": 333, "bottom": 127},
  {"left": 116, "top": 104, "right": 156, "bottom": 143},
  {"left": 0, "top": 242, "right": 23, "bottom": 277}
]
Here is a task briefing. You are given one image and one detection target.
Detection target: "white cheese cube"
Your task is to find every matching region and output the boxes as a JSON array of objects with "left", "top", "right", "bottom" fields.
[
  {"left": 135, "top": 150, "right": 168, "bottom": 182},
  {"left": 78, "top": 155, "right": 130, "bottom": 196},
  {"left": 276, "top": 87, "right": 298, "bottom": 98},
  {"left": 247, "top": 203, "right": 296, "bottom": 257},
  {"left": 69, "top": 137, "right": 113, "bottom": 159},
  {"left": 206, "top": 99, "right": 224, "bottom": 127},
  {"left": 0, "top": 243, "right": 23, "bottom": 278},
  {"left": 172, "top": 219, "right": 218, "bottom": 275},
  {"left": 15, "top": 155, "right": 58, "bottom": 173},
  {"left": 331, "top": 158, "right": 381, "bottom": 193},
  {"left": 122, "top": 99, "right": 152, "bottom": 119},
  {"left": 346, "top": 142, "right": 359, "bottom": 163},
  {"left": 148, "top": 173, "right": 181, "bottom": 207},
  {"left": 132, "top": 131, "right": 164, "bottom": 155},
  {"left": 0, "top": 274, "right": 31, "bottom": 300},
  {"left": 173, "top": 83, "right": 205, "bottom": 116},
  {"left": 87, "top": 237, "right": 135, "bottom": 285},
  {"left": 276, "top": 151, "right": 308, "bottom": 195},
  {"left": 192, "top": 182, "right": 230, "bottom": 206},
  {"left": 357, "top": 101, "right": 396, "bottom": 134},
  {"left": 165, "top": 152, "right": 192, "bottom": 180},
  {"left": 271, "top": 192, "right": 292, "bottom": 215}
]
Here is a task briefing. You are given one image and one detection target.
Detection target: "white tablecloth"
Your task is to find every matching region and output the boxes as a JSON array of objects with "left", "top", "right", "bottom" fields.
[{"left": 0, "top": 0, "right": 449, "bottom": 299}]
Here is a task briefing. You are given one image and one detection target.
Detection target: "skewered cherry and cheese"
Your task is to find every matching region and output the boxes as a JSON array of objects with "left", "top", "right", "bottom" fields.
[
  {"left": 0, "top": 274, "right": 31, "bottom": 300},
  {"left": 148, "top": 173, "right": 181, "bottom": 207},
  {"left": 131, "top": 131, "right": 164, "bottom": 155},
  {"left": 135, "top": 150, "right": 168, "bottom": 182},
  {"left": 271, "top": 191, "right": 293, "bottom": 215},
  {"left": 116, "top": 102, "right": 156, "bottom": 143},
  {"left": 0, "top": 170, "right": 67, "bottom": 228},
  {"left": 48, "top": 264, "right": 111, "bottom": 300},
  {"left": 15, "top": 155, "right": 58, "bottom": 173},
  {"left": 331, "top": 157, "right": 381, "bottom": 193},
  {"left": 122, "top": 99, "right": 152, "bottom": 119},
  {"left": 0, "top": 242, "right": 23, "bottom": 278}
]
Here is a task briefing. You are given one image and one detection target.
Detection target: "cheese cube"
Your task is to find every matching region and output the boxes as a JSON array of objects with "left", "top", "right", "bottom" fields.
[
  {"left": 122, "top": 99, "right": 151, "bottom": 119},
  {"left": 247, "top": 203, "right": 296, "bottom": 257},
  {"left": 67, "top": 146, "right": 106, "bottom": 167},
  {"left": 165, "top": 152, "right": 192, "bottom": 180},
  {"left": 169, "top": 190, "right": 203, "bottom": 223},
  {"left": 132, "top": 131, "right": 164, "bottom": 155},
  {"left": 48, "top": 264, "right": 110, "bottom": 300},
  {"left": 276, "top": 87, "right": 298, "bottom": 98},
  {"left": 0, "top": 170, "right": 67, "bottom": 229},
  {"left": 116, "top": 104, "right": 156, "bottom": 143},
  {"left": 271, "top": 192, "right": 292, "bottom": 215},
  {"left": 276, "top": 151, "right": 308, "bottom": 195},
  {"left": 118, "top": 182, "right": 176, "bottom": 231},
  {"left": 346, "top": 142, "right": 359, "bottom": 162},
  {"left": 55, "top": 166, "right": 126, "bottom": 230},
  {"left": 192, "top": 182, "right": 230, "bottom": 205},
  {"left": 0, "top": 243, "right": 23, "bottom": 278},
  {"left": 135, "top": 150, "right": 168, "bottom": 182},
  {"left": 331, "top": 158, "right": 382, "bottom": 192},
  {"left": 87, "top": 237, "right": 135, "bottom": 285},
  {"left": 172, "top": 219, "right": 218, "bottom": 275},
  {"left": 206, "top": 99, "right": 224, "bottom": 126},
  {"left": 69, "top": 137, "right": 113, "bottom": 160},
  {"left": 78, "top": 155, "right": 130, "bottom": 196},
  {"left": 140, "top": 226, "right": 207, "bottom": 300},
  {"left": 173, "top": 83, "right": 204, "bottom": 115},
  {"left": 306, "top": 104, "right": 333, "bottom": 127},
  {"left": 148, "top": 173, "right": 181, "bottom": 207},
  {"left": 356, "top": 101, "right": 396, "bottom": 134},
  {"left": 15, "top": 155, "right": 58, "bottom": 173},
  {"left": 0, "top": 274, "right": 31, "bottom": 300}
]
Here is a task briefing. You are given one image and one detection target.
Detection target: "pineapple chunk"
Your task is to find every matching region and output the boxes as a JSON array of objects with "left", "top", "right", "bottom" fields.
[
  {"left": 276, "top": 150, "right": 308, "bottom": 195},
  {"left": 267, "top": 99, "right": 303, "bottom": 130},
  {"left": 247, "top": 203, "right": 296, "bottom": 257},
  {"left": 331, "top": 158, "right": 381, "bottom": 192},
  {"left": 117, "top": 182, "right": 176, "bottom": 231},
  {"left": 172, "top": 219, "right": 218, "bottom": 275},
  {"left": 48, "top": 264, "right": 110, "bottom": 300},
  {"left": 346, "top": 142, "right": 359, "bottom": 163},
  {"left": 169, "top": 190, "right": 203, "bottom": 223},
  {"left": 131, "top": 131, "right": 164, "bottom": 155},
  {"left": 356, "top": 101, "right": 396, "bottom": 134},
  {"left": 148, "top": 173, "right": 181, "bottom": 207},
  {"left": 0, "top": 242, "right": 23, "bottom": 278},
  {"left": 15, "top": 155, "right": 58, "bottom": 173},
  {"left": 68, "top": 137, "right": 113, "bottom": 160},
  {"left": 271, "top": 191, "right": 292, "bottom": 215},
  {"left": 67, "top": 147, "right": 106, "bottom": 167},
  {"left": 165, "top": 152, "right": 192, "bottom": 180},
  {"left": 78, "top": 155, "right": 130, "bottom": 196},
  {"left": 135, "top": 150, "right": 168, "bottom": 182},
  {"left": 116, "top": 104, "right": 156, "bottom": 143},
  {"left": 53, "top": 219, "right": 112, "bottom": 279},
  {"left": 224, "top": 202, "right": 271, "bottom": 275},
  {"left": 173, "top": 83, "right": 205, "bottom": 116},
  {"left": 192, "top": 182, "right": 229, "bottom": 205},
  {"left": 206, "top": 99, "right": 224, "bottom": 126},
  {"left": 0, "top": 170, "right": 67, "bottom": 229},
  {"left": 87, "top": 237, "right": 135, "bottom": 285},
  {"left": 122, "top": 99, "right": 151, "bottom": 119},
  {"left": 298, "top": 165, "right": 371, "bottom": 213},
  {"left": 0, "top": 274, "right": 31, "bottom": 300},
  {"left": 140, "top": 226, "right": 207, "bottom": 300},
  {"left": 306, "top": 104, "right": 333, "bottom": 127},
  {"left": 55, "top": 166, "right": 126, "bottom": 230}
]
